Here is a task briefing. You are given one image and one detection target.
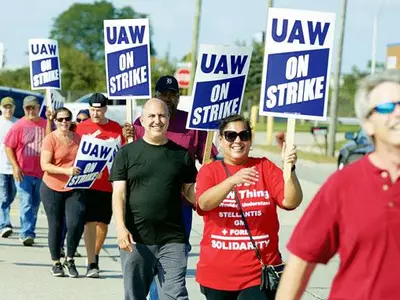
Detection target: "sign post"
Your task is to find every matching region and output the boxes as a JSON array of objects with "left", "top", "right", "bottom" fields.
[
  {"left": 259, "top": 8, "right": 336, "bottom": 180},
  {"left": 187, "top": 44, "right": 252, "bottom": 164},
  {"left": 104, "top": 18, "right": 152, "bottom": 142},
  {"left": 28, "top": 39, "right": 62, "bottom": 114}
]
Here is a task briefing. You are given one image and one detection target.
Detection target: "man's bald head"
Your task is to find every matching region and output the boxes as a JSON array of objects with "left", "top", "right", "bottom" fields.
[
  {"left": 140, "top": 98, "right": 170, "bottom": 144},
  {"left": 142, "top": 98, "right": 169, "bottom": 118}
]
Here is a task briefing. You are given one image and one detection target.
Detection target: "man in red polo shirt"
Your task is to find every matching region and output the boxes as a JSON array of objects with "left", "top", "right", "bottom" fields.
[
  {"left": 277, "top": 69, "right": 400, "bottom": 300},
  {"left": 75, "top": 93, "right": 123, "bottom": 278}
]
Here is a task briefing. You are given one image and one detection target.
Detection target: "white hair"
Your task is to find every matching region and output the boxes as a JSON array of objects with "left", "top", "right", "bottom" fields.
[{"left": 355, "top": 69, "right": 400, "bottom": 121}]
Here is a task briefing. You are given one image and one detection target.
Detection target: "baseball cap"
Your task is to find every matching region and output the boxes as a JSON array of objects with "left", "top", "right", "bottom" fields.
[
  {"left": 89, "top": 93, "right": 108, "bottom": 108},
  {"left": 0, "top": 97, "right": 15, "bottom": 107},
  {"left": 23, "top": 95, "right": 40, "bottom": 107},
  {"left": 155, "top": 75, "right": 179, "bottom": 93}
]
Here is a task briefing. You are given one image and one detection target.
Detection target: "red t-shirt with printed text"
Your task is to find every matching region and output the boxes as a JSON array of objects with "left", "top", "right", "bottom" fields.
[
  {"left": 75, "top": 119, "right": 123, "bottom": 192},
  {"left": 195, "top": 157, "right": 286, "bottom": 291}
]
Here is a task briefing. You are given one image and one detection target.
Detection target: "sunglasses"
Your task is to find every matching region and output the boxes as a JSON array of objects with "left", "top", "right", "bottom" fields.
[
  {"left": 368, "top": 101, "right": 400, "bottom": 117},
  {"left": 76, "top": 118, "right": 88, "bottom": 123},
  {"left": 55, "top": 116, "right": 72, "bottom": 122},
  {"left": 24, "top": 106, "right": 37, "bottom": 110},
  {"left": 223, "top": 130, "right": 251, "bottom": 142}
]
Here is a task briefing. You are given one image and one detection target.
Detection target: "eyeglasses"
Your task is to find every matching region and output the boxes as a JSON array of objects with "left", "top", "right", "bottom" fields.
[
  {"left": 223, "top": 130, "right": 251, "bottom": 142},
  {"left": 367, "top": 101, "right": 400, "bottom": 117},
  {"left": 76, "top": 118, "right": 88, "bottom": 123},
  {"left": 24, "top": 106, "right": 37, "bottom": 111},
  {"left": 55, "top": 116, "right": 72, "bottom": 122}
]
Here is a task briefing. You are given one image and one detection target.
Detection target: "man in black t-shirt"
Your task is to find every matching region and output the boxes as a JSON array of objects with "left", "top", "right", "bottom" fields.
[{"left": 110, "top": 98, "right": 197, "bottom": 300}]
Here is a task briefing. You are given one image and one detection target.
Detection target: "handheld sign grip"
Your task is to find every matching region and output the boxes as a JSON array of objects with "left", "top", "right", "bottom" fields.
[{"left": 283, "top": 118, "right": 296, "bottom": 181}]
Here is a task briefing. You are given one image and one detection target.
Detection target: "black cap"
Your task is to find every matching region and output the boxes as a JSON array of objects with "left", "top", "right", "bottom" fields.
[
  {"left": 89, "top": 93, "right": 108, "bottom": 108},
  {"left": 155, "top": 75, "right": 179, "bottom": 93}
]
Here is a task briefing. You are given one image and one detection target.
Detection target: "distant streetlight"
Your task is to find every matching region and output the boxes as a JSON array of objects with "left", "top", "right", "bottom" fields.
[{"left": 371, "top": 0, "right": 386, "bottom": 74}]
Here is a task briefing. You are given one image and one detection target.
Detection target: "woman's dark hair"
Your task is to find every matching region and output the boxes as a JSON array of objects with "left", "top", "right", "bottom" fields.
[
  {"left": 218, "top": 114, "right": 252, "bottom": 139},
  {"left": 54, "top": 107, "right": 72, "bottom": 119},
  {"left": 77, "top": 109, "right": 90, "bottom": 117}
]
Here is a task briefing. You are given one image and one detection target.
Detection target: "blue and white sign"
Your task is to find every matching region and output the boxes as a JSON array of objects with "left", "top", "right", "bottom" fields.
[
  {"left": 259, "top": 9, "right": 335, "bottom": 121},
  {"left": 104, "top": 19, "right": 151, "bottom": 99},
  {"left": 39, "top": 90, "right": 65, "bottom": 119},
  {"left": 29, "top": 39, "right": 61, "bottom": 90},
  {"left": 106, "top": 136, "right": 121, "bottom": 173},
  {"left": 65, "top": 135, "right": 117, "bottom": 189},
  {"left": 187, "top": 44, "right": 252, "bottom": 130}
]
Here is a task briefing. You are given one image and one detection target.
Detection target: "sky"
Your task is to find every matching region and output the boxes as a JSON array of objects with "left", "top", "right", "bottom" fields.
[{"left": 0, "top": 0, "right": 399, "bottom": 74}]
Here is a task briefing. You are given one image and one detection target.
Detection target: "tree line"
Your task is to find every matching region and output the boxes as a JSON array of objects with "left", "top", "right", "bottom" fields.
[{"left": 0, "top": 0, "right": 381, "bottom": 116}]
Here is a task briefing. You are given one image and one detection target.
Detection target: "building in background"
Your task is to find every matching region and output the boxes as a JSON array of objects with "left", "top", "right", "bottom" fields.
[{"left": 386, "top": 44, "right": 400, "bottom": 69}]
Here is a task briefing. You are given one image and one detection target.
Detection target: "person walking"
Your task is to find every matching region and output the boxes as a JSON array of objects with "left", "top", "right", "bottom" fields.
[
  {"left": 40, "top": 107, "right": 86, "bottom": 278},
  {"left": 111, "top": 98, "right": 197, "bottom": 300},
  {"left": 0, "top": 97, "right": 18, "bottom": 238},
  {"left": 276, "top": 69, "right": 400, "bottom": 300},
  {"left": 75, "top": 93, "right": 123, "bottom": 278},
  {"left": 123, "top": 76, "right": 218, "bottom": 299},
  {"left": 4, "top": 95, "right": 50, "bottom": 246},
  {"left": 196, "top": 114, "right": 303, "bottom": 300}
]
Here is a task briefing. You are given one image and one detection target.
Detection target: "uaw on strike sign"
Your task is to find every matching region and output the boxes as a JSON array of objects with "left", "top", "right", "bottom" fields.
[
  {"left": 65, "top": 135, "right": 118, "bottom": 189},
  {"left": 259, "top": 9, "right": 335, "bottom": 121},
  {"left": 104, "top": 18, "right": 151, "bottom": 99},
  {"left": 187, "top": 45, "right": 252, "bottom": 130},
  {"left": 29, "top": 39, "right": 61, "bottom": 90}
]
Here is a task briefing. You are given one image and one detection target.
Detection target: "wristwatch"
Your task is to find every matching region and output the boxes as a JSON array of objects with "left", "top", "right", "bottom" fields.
[{"left": 291, "top": 165, "right": 296, "bottom": 172}]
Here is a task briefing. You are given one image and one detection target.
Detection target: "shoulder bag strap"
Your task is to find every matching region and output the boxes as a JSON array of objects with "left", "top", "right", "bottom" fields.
[{"left": 221, "top": 161, "right": 265, "bottom": 267}]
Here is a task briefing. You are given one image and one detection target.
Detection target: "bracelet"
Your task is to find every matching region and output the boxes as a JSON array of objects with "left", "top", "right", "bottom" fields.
[{"left": 291, "top": 165, "right": 296, "bottom": 172}]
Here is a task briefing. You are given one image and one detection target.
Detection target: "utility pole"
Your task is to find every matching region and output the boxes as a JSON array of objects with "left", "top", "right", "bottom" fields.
[
  {"left": 188, "top": 0, "right": 202, "bottom": 95},
  {"left": 371, "top": 0, "right": 385, "bottom": 74},
  {"left": 327, "top": 0, "right": 348, "bottom": 157},
  {"left": 266, "top": 0, "right": 274, "bottom": 145}
]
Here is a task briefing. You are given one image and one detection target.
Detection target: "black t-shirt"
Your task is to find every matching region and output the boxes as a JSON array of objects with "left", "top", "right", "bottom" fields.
[{"left": 110, "top": 138, "right": 197, "bottom": 245}]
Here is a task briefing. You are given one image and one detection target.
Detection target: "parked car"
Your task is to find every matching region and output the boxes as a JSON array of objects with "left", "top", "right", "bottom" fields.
[
  {"left": 0, "top": 86, "right": 44, "bottom": 118},
  {"left": 337, "top": 129, "right": 374, "bottom": 170}
]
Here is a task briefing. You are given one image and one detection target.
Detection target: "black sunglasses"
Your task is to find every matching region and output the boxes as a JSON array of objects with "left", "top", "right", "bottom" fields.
[
  {"left": 76, "top": 118, "right": 88, "bottom": 123},
  {"left": 367, "top": 101, "right": 400, "bottom": 118},
  {"left": 55, "top": 116, "right": 72, "bottom": 122},
  {"left": 223, "top": 130, "right": 251, "bottom": 142}
]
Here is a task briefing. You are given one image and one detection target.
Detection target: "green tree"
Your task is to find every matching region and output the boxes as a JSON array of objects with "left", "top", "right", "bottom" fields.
[
  {"left": 50, "top": 0, "right": 155, "bottom": 63},
  {"left": 59, "top": 44, "right": 106, "bottom": 92},
  {"left": 0, "top": 67, "right": 31, "bottom": 90},
  {"left": 337, "top": 61, "right": 385, "bottom": 117},
  {"left": 243, "top": 40, "right": 264, "bottom": 113}
]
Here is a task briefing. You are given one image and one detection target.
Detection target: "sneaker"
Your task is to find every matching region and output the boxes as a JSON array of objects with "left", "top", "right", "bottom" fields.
[
  {"left": 51, "top": 262, "right": 65, "bottom": 277},
  {"left": 63, "top": 259, "right": 79, "bottom": 278},
  {"left": 86, "top": 262, "right": 99, "bottom": 278},
  {"left": 0, "top": 227, "right": 12, "bottom": 238},
  {"left": 60, "top": 248, "right": 65, "bottom": 258},
  {"left": 21, "top": 236, "right": 34, "bottom": 246}
]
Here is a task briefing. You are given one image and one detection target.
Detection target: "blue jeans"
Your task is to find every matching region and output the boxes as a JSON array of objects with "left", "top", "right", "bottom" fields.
[
  {"left": 15, "top": 175, "right": 42, "bottom": 239},
  {"left": 0, "top": 174, "right": 16, "bottom": 230}
]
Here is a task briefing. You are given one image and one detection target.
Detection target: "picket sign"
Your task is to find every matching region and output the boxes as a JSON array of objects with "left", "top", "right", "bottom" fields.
[
  {"left": 104, "top": 18, "right": 152, "bottom": 144},
  {"left": 187, "top": 44, "right": 252, "bottom": 164},
  {"left": 259, "top": 8, "right": 336, "bottom": 178}
]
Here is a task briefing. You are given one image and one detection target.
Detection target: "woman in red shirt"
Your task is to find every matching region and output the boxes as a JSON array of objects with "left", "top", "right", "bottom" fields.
[{"left": 196, "top": 114, "right": 303, "bottom": 300}]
